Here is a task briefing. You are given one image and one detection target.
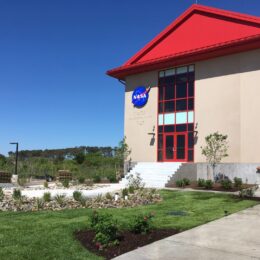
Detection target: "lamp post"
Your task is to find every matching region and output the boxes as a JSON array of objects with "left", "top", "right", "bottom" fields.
[{"left": 10, "top": 142, "right": 19, "bottom": 176}]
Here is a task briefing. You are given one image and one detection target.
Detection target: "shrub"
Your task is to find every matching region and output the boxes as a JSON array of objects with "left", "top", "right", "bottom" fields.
[
  {"left": 220, "top": 179, "right": 232, "bottom": 190},
  {"left": 128, "top": 186, "right": 135, "bottom": 194},
  {"left": 197, "top": 178, "right": 206, "bottom": 187},
  {"left": 43, "top": 192, "right": 51, "bottom": 202},
  {"left": 12, "top": 189, "right": 22, "bottom": 200},
  {"left": 93, "top": 175, "right": 101, "bottom": 183},
  {"left": 73, "top": 191, "right": 82, "bottom": 202},
  {"left": 18, "top": 177, "right": 27, "bottom": 187},
  {"left": 62, "top": 179, "right": 69, "bottom": 188},
  {"left": 90, "top": 211, "right": 119, "bottom": 248},
  {"left": 234, "top": 177, "right": 243, "bottom": 189},
  {"left": 0, "top": 187, "right": 4, "bottom": 201},
  {"left": 122, "top": 188, "right": 128, "bottom": 197},
  {"left": 204, "top": 180, "right": 213, "bottom": 189},
  {"left": 126, "top": 173, "right": 145, "bottom": 190},
  {"left": 130, "top": 212, "right": 154, "bottom": 234},
  {"left": 176, "top": 179, "right": 185, "bottom": 188},
  {"left": 78, "top": 176, "right": 85, "bottom": 184},
  {"left": 108, "top": 175, "right": 117, "bottom": 183},
  {"left": 79, "top": 196, "right": 87, "bottom": 207},
  {"left": 105, "top": 192, "right": 112, "bottom": 200},
  {"left": 36, "top": 198, "right": 44, "bottom": 210},
  {"left": 85, "top": 179, "right": 94, "bottom": 186},
  {"left": 183, "top": 178, "right": 191, "bottom": 186},
  {"left": 44, "top": 181, "right": 48, "bottom": 188},
  {"left": 95, "top": 194, "right": 103, "bottom": 203},
  {"left": 55, "top": 194, "right": 66, "bottom": 206},
  {"left": 239, "top": 186, "right": 258, "bottom": 198}
]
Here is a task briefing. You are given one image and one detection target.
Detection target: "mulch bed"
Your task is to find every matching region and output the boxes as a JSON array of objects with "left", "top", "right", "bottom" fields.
[
  {"left": 75, "top": 229, "right": 179, "bottom": 259},
  {"left": 169, "top": 182, "right": 255, "bottom": 192}
]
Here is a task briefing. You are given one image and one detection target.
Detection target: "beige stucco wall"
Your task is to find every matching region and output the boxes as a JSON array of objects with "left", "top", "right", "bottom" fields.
[
  {"left": 125, "top": 71, "right": 158, "bottom": 162},
  {"left": 195, "top": 49, "right": 260, "bottom": 163},
  {"left": 124, "top": 49, "right": 260, "bottom": 163}
]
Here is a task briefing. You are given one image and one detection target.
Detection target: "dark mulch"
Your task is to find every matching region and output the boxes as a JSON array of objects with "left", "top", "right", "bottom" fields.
[
  {"left": 75, "top": 229, "right": 179, "bottom": 259},
  {"left": 235, "top": 196, "right": 260, "bottom": 202},
  {"left": 168, "top": 182, "right": 255, "bottom": 192}
]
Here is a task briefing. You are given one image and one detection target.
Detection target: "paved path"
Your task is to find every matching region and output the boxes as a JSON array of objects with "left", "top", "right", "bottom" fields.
[
  {"left": 3, "top": 183, "right": 125, "bottom": 198},
  {"left": 114, "top": 204, "right": 260, "bottom": 260}
]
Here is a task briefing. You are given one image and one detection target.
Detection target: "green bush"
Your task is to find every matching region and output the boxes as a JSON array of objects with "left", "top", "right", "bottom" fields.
[
  {"left": 128, "top": 186, "right": 135, "bottom": 194},
  {"left": 197, "top": 178, "right": 206, "bottom": 187},
  {"left": 79, "top": 196, "right": 87, "bottom": 207},
  {"left": 183, "top": 178, "right": 191, "bottom": 186},
  {"left": 0, "top": 187, "right": 4, "bottom": 201},
  {"left": 130, "top": 212, "right": 154, "bottom": 234},
  {"left": 176, "top": 179, "right": 185, "bottom": 188},
  {"left": 12, "top": 189, "right": 22, "bottom": 200},
  {"left": 122, "top": 188, "right": 128, "bottom": 197},
  {"left": 105, "top": 192, "right": 112, "bottom": 200},
  {"left": 234, "top": 177, "right": 243, "bottom": 188},
  {"left": 108, "top": 175, "right": 117, "bottom": 183},
  {"left": 78, "top": 176, "right": 85, "bottom": 184},
  {"left": 18, "top": 177, "right": 27, "bottom": 187},
  {"left": 55, "top": 194, "right": 66, "bottom": 206},
  {"left": 36, "top": 198, "right": 44, "bottom": 210},
  {"left": 90, "top": 211, "right": 119, "bottom": 248},
  {"left": 126, "top": 173, "right": 144, "bottom": 190},
  {"left": 43, "top": 192, "right": 51, "bottom": 202},
  {"left": 73, "top": 191, "right": 82, "bottom": 202},
  {"left": 93, "top": 175, "right": 101, "bottom": 183},
  {"left": 62, "top": 179, "right": 69, "bottom": 188},
  {"left": 204, "top": 180, "right": 213, "bottom": 189},
  {"left": 44, "top": 181, "right": 48, "bottom": 188},
  {"left": 220, "top": 179, "right": 232, "bottom": 190},
  {"left": 239, "top": 186, "right": 258, "bottom": 198}
]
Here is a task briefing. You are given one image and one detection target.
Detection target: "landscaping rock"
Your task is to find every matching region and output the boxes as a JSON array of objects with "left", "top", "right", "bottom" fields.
[{"left": 0, "top": 188, "right": 161, "bottom": 212}]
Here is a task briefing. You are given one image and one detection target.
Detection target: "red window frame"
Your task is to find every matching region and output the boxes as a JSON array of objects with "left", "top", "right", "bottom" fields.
[
  {"left": 157, "top": 65, "right": 195, "bottom": 162},
  {"left": 163, "top": 132, "right": 188, "bottom": 162}
]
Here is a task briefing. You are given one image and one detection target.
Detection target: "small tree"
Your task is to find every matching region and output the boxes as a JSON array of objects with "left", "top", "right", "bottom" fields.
[
  {"left": 115, "top": 137, "right": 131, "bottom": 168},
  {"left": 201, "top": 132, "right": 228, "bottom": 180}
]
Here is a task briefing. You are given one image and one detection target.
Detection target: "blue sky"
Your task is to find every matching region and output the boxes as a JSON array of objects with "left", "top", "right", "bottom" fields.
[{"left": 0, "top": 0, "right": 259, "bottom": 155}]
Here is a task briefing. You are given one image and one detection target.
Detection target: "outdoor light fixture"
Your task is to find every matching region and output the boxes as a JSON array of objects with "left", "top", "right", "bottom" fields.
[{"left": 10, "top": 142, "right": 19, "bottom": 176}]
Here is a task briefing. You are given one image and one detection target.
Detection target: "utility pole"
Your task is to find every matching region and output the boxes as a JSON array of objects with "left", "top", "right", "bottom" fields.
[{"left": 10, "top": 142, "right": 19, "bottom": 175}]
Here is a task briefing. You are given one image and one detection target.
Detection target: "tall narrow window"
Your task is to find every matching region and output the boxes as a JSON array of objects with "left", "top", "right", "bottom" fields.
[{"left": 158, "top": 65, "right": 195, "bottom": 162}]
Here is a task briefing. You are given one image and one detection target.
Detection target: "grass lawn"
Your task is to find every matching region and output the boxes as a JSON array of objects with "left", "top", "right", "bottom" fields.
[{"left": 0, "top": 190, "right": 258, "bottom": 260}]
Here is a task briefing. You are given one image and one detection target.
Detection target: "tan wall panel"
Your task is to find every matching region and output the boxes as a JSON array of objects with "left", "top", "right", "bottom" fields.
[
  {"left": 240, "top": 50, "right": 260, "bottom": 162},
  {"left": 195, "top": 49, "right": 260, "bottom": 163},
  {"left": 125, "top": 71, "right": 158, "bottom": 162}
]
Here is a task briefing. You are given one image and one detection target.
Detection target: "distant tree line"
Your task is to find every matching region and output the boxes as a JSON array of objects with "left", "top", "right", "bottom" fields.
[
  {"left": 1, "top": 138, "right": 131, "bottom": 181},
  {"left": 8, "top": 146, "right": 116, "bottom": 160}
]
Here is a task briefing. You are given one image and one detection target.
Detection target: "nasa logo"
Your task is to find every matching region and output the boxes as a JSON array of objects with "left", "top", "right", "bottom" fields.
[{"left": 132, "top": 86, "right": 151, "bottom": 107}]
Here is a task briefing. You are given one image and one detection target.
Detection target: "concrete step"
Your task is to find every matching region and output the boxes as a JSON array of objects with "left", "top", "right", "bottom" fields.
[{"left": 121, "top": 162, "right": 182, "bottom": 188}]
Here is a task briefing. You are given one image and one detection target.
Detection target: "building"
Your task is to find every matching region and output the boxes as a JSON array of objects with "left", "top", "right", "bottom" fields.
[{"left": 107, "top": 4, "right": 260, "bottom": 186}]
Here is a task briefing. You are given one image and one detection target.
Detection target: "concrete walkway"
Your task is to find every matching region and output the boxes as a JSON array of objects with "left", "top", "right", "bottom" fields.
[
  {"left": 2, "top": 183, "right": 125, "bottom": 198},
  {"left": 114, "top": 204, "right": 260, "bottom": 260}
]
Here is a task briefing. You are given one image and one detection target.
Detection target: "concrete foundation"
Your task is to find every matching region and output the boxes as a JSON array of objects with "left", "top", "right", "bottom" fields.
[{"left": 167, "top": 163, "right": 260, "bottom": 185}]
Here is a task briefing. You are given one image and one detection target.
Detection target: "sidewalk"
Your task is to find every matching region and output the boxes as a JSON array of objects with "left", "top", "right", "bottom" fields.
[{"left": 114, "top": 204, "right": 260, "bottom": 260}]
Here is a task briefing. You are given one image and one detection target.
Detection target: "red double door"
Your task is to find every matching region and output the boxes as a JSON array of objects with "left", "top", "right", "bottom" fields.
[{"left": 163, "top": 133, "right": 187, "bottom": 162}]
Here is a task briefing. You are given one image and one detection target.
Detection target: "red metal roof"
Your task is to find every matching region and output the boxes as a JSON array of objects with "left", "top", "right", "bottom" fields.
[{"left": 107, "top": 4, "right": 260, "bottom": 80}]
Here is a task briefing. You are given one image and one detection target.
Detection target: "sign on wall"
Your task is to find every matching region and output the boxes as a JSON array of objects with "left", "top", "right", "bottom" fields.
[{"left": 132, "top": 86, "right": 151, "bottom": 107}]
